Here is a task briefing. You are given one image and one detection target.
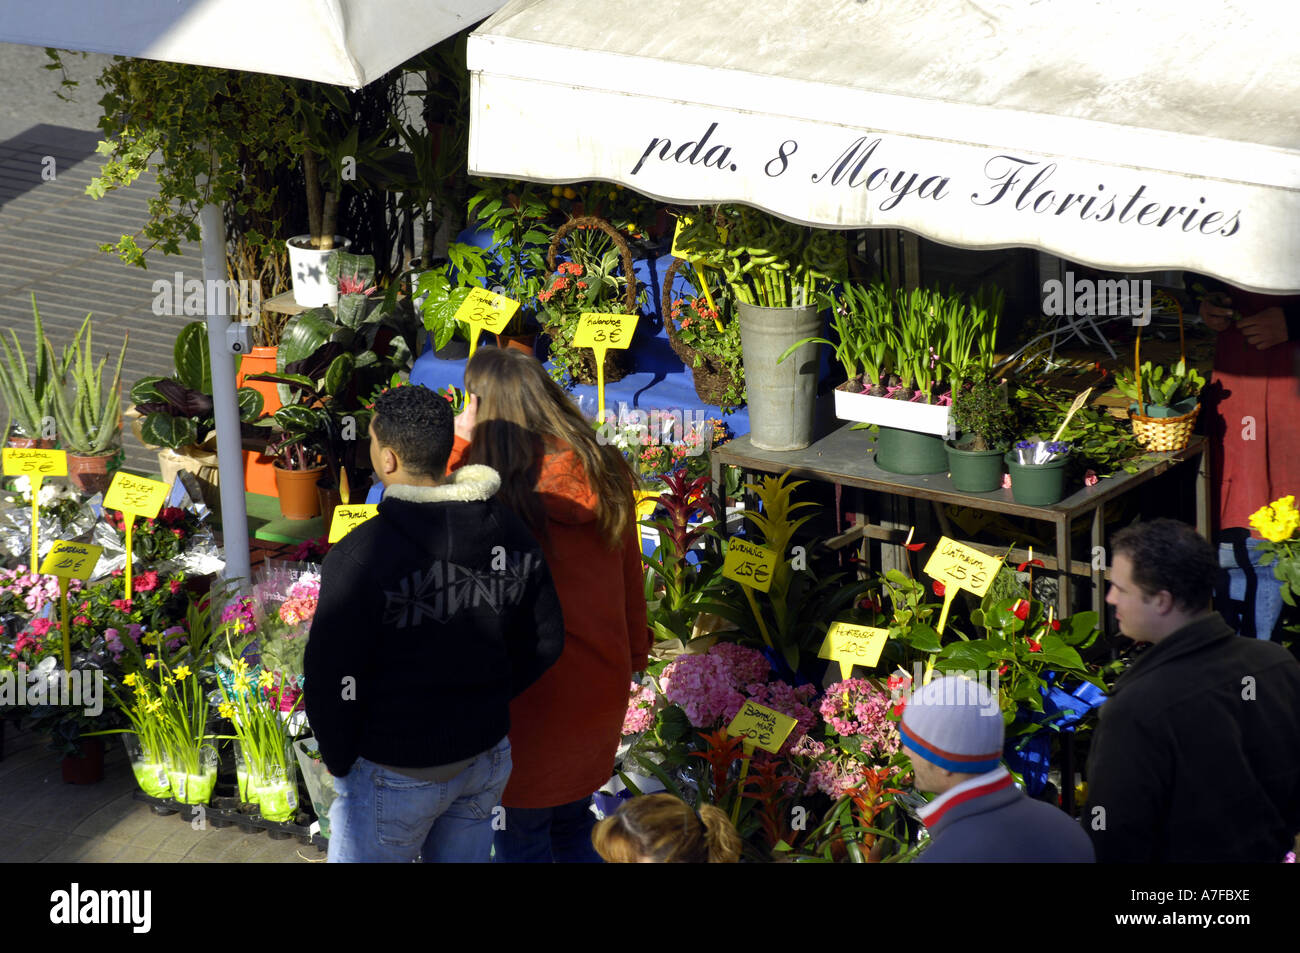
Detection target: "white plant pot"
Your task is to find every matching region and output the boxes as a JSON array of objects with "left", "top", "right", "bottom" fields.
[
  {"left": 286, "top": 235, "right": 351, "bottom": 307},
  {"left": 833, "top": 385, "right": 953, "bottom": 438}
]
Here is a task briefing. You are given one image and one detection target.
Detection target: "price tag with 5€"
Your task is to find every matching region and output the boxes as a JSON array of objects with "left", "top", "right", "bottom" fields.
[
  {"left": 2, "top": 448, "right": 67, "bottom": 477},
  {"left": 104, "top": 472, "right": 171, "bottom": 519},
  {"left": 328, "top": 504, "right": 379, "bottom": 543},
  {"left": 453, "top": 287, "right": 519, "bottom": 334},
  {"left": 40, "top": 540, "right": 103, "bottom": 581},
  {"left": 817, "top": 622, "right": 890, "bottom": 679},
  {"left": 722, "top": 538, "right": 777, "bottom": 593},
  {"left": 726, "top": 700, "right": 798, "bottom": 755},
  {"left": 572, "top": 313, "right": 639, "bottom": 350}
]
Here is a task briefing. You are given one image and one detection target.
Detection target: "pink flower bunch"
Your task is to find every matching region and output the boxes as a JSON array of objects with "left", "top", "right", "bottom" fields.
[
  {"left": 288, "top": 577, "right": 321, "bottom": 601},
  {"left": 0, "top": 565, "right": 80, "bottom": 615},
  {"left": 622, "top": 681, "right": 658, "bottom": 735},
  {"left": 221, "top": 597, "right": 257, "bottom": 635},
  {"left": 806, "top": 759, "right": 868, "bottom": 799},
  {"left": 279, "top": 598, "right": 317, "bottom": 626},
  {"left": 790, "top": 734, "right": 826, "bottom": 759},
  {"left": 743, "top": 680, "right": 818, "bottom": 754},
  {"left": 819, "top": 678, "right": 901, "bottom": 758},
  {"left": 659, "top": 653, "right": 747, "bottom": 727},
  {"left": 710, "top": 641, "right": 771, "bottom": 684}
]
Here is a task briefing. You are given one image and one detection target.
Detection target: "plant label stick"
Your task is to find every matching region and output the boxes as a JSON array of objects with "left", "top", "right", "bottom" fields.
[
  {"left": 2, "top": 448, "right": 68, "bottom": 564},
  {"left": 924, "top": 536, "right": 1004, "bottom": 634},
  {"left": 725, "top": 699, "right": 798, "bottom": 825},
  {"left": 574, "top": 313, "right": 639, "bottom": 420},
  {"left": 104, "top": 472, "right": 171, "bottom": 599},
  {"left": 818, "top": 622, "right": 891, "bottom": 679},
  {"left": 454, "top": 288, "right": 519, "bottom": 359},
  {"left": 1051, "top": 388, "right": 1093, "bottom": 444},
  {"left": 39, "top": 540, "right": 103, "bottom": 671}
]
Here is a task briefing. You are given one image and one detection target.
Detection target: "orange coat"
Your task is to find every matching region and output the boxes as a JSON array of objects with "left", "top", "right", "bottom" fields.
[{"left": 449, "top": 436, "right": 649, "bottom": 807}]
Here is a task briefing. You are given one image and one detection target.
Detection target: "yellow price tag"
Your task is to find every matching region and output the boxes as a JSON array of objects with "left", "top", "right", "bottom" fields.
[
  {"left": 572, "top": 313, "right": 638, "bottom": 350},
  {"left": 722, "top": 538, "right": 778, "bottom": 593},
  {"left": 634, "top": 489, "right": 660, "bottom": 522},
  {"left": 817, "top": 622, "right": 890, "bottom": 679},
  {"left": 670, "top": 216, "right": 695, "bottom": 259},
  {"left": 923, "top": 536, "right": 1005, "bottom": 633},
  {"left": 328, "top": 504, "right": 379, "bottom": 543},
  {"left": 39, "top": 540, "right": 103, "bottom": 581},
  {"left": 726, "top": 700, "right": 798, "bottom": 755},
  {"left": 2, "top": 448, "right": 67, "bottom": 477},
  {"left": 104, "top": 472, "right": 171, "bottom": 519},
  {"left": 453, "top": 287, "right": 519, "bottom": 334}
]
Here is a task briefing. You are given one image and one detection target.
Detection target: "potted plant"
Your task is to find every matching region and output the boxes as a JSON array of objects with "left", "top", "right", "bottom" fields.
[
  {"left": 539, "top": 216, "right": 644, "bottom": 386},
  {"left": 679, "top": 206, "right": 846, "bottom": 451},
  {"left": 50, "top": 316, "right": 128, "bottom": 496},
  {"left": 1112, "top": 356, "right": 1206, "bottom": 453},
  {"left": 945, "top": 377, "right": 1017, "bottom": 492},
  {"left": 1005, "top": 439, "right": 1073, "bottom": 506},
  {"left": 0, "top": 295, "right": 69, "bottom": 448},
  {"left": 662, "top": 259, "right": 745, "bottom": 410},
  {"left": 130, "top": 321, "right": 265, "bottom": 496}
]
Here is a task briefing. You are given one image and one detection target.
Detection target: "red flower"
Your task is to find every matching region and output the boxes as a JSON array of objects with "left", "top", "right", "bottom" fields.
[
  {"left": 112, "top": 598, "right": 132, "bottom": 612},
  {"left": 1027, "top": 638, "right": 1043, "bottom": 653},
  {"left": 159, "top": 507, "right": 185, "bottom": 526},
  {"left": 172, "top": 529, "right": 184, "bottom": 539},
  {"left": 905, "top": 542, "right": 926, "bottom": 552},
  {"left": 998, "top": 664, "right": 1010, "bottom": 676},
  {"left": 1050, "top": 619, "right": 1061, "bottom": 631},
  {"left": 133, "top": 572, "right": 159, "bottom": 594},
  {"left": 1017, "top": 558, "right": 1045, "bottom": 571},
  {"left": 887, "top": 673, "right": 911, "bottom": 717},
  {"left": 932, "top": 580, "right": 946, "bottom": 597},
  {"left": 169, "top": 579, "right": 182, "bottom": 594},
  {"left": 74, "top": 615, "right": 90, "bottom": 626},
  {"left": 857, "top": 596, "right": 882, "bottom": 613},
  {"left": 1012, "top": 599, "right": 1030, "bottom": 621},
  {"left": 111, "top": 568, "right": 124, "bottom": 578}
]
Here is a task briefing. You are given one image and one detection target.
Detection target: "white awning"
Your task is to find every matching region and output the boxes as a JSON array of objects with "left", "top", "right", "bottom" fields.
[
  {"left": 468, "top": 0, "right": 1300, "bottom": 294},
  {"left": 0, "top": 0, "right": 504, "bottom": 87}
]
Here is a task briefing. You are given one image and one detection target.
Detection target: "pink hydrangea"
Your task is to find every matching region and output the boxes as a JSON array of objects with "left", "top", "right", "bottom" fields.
[
  {"left": 744, "top": 680, "right": 818, "bottom": 753},
  {"left": 790, "top": 734, "right": 826, "bottom": 759},
  {"left": 660, "top": 654, "right": 747, "bottom": 727},
  {"left": 708, "top": 641, "right": 770, "bottom": 684},
  {"left": 819, "top": 678, "right": 901, "bottom": 758},
  {"left": 622, "top": 681, "right": 658, "bottom": 735},
  {"left": 807, "top": 760, "right": 867, "bottom": 799}
]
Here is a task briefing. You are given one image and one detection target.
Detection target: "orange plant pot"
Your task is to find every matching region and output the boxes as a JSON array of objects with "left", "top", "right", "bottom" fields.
[
  {"left": 273, "top": 464, "right": 326, "bottom": 519},
  {"left": 239, "top": 346, "right": 283, "bottom": 498}
]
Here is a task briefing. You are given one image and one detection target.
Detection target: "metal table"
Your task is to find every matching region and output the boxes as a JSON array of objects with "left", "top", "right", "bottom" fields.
[{"left": 712, "top": 427, "right": 1210, "bottom": 622}]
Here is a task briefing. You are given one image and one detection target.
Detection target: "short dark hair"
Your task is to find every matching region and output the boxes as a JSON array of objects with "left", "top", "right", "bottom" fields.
[
  {"left": 370, "top": 385, "right": 452, "bottom": 477},
  {"left": 1111, "top": 519, "right": 1217, "bottom": 612}
]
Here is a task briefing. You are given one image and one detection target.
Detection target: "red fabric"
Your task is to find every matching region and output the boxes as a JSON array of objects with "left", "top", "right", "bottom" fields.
[
  {"left": 448, "top": 436, "right": 650, "bottom": 807},
  {"left": 1203, "top": 293, "right": 1300, "bottom": 535}
]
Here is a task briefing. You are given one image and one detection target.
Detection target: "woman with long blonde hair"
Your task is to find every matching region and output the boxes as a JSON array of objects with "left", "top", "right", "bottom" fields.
[
  {"left": 451, "top": 346, "right": 649, "bottom": 862},
  {"left": 592, "top": 794, "right": 742, "bottom": 863}
]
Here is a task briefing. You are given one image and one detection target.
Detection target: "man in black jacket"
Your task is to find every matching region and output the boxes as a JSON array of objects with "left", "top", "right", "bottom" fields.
[
  {"left": 304, "top": 384, "right": 564, "bottom": 863},
  {"left": 1083, "top": 519, "right": 1300, "bottom": 862}
]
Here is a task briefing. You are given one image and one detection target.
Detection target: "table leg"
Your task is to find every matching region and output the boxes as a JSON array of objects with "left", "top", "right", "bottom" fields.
[
  {"left": 1055, "top": 516, "right": 1071, "bottom": 618},
  {"left": 1195, "top": 442, "right": 1211, "bottom": 541},
  {"left": 1090, "top": 504, "right": 1105, "bottom": 625}
]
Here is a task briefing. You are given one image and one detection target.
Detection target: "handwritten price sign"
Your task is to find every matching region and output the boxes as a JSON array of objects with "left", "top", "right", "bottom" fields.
[
  {"left": 328, "top": 504, "right": 379, "bottom": 543},
  {"left": 817, "top": 622, "right": 890, "bottom": 679},
  {"left": 454, "top": 287, "right": 519, "bottom": 334},
  {"left": 572, "top": 313, "right": 638, "bottom": 350},
  {"left": 924, "top": 536, "right": 1005, "bottom": 633},
  {"left": 722, "top": 538, "right": 777, "bottom": 593},
  {"left": 2, "top": 448, "right": 67, "bottom": 477},
  {"left": 727, "top": 700, "right": 797, "bottom": 755},
  {"left": 40, "top": 541, "right": 102, "bottom": 581},
  {"left": 104, "top": 472, "right": 170, "bottom": 519}
]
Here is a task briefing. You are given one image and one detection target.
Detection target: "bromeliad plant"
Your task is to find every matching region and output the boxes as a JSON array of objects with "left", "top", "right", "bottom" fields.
[{"left": 641, "top": 471, "right": 729, "bottom": 645}]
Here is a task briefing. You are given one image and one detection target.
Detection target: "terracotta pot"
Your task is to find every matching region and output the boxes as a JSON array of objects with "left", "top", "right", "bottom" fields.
[
  {"left": 237, "top": 345, "right": 283, "bottom": 498},
  {"left": 5, "top": 432, "right": 55, "bottom": 450},
  {"left": 317, "top": 478, "right": 343, "bottom": 528},
  {"left": 67, "top": 451, "right": 118, "bottom": 496},
  {"left": 62, "top": 737, "right": 105, "bottom": 785},
  {"left": 274, "top": 464, "right": 326, "bottom": 519},
  {"left": 494, "top": 333, "right": 538, "bottom": 357}
]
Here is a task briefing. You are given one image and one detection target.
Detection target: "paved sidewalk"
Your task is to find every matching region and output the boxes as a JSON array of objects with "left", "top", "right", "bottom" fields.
[{"left": 0, "top": 720, "right": 317, "bottom": 863}]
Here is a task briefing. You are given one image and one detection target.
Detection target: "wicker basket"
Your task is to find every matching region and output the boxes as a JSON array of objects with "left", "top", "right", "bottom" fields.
[
  {"left": 1127, "top": 294, "right": 1198, "bottom": 452},
  {"left": 542, "top": 216, "right": 637, "bottom": 386},
  {"left": 662, "top": 257, "right": 743, "bottom": 407}
]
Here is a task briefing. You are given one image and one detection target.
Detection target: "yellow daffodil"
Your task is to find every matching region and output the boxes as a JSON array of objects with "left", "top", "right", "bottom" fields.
[
  {"left": 218, "top": 701, "right": 237, "bottom": 720},
  {"left": 145, "top": 657, "right": 158, "bottom": 670},
  {"left": 146, "top": 698, "right": 162, "bottom": 714},
  {"left": 233, "top": 674, "right": 251, "bottom": 694},
  {"left": 142, "top": 631, "right": 161, "bottom": 646},
  {"left": 234, "top": 657, "right": 249, "bottom": 673},
  {"left": 174, "top": 665, "right": 191, "bottom": 681},
  {"left": 257, "top": 670, "right": 275, "bottom": 690},
  {"left": 122, "top": 672, "right": 138, "bottom": 688}
]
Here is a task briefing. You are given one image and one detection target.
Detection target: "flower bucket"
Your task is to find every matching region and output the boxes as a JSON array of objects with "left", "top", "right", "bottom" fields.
[
  {"left": 1005, "top": 454, "right": 1070, "bottom": 506},
  {"left": 287, "top": 235, "right": 352, "bottom": 308},
  {"left": 253, "top": 760, "right": 299, "bottom": 822},
  {"left": 945, "top": 441, "right": 1005, "bottom": 493},
  {"left": 737, "top": 301, "right": 820, "bottom": 451},
  {"left": 294, "top": 736, "right": 336, "bottom": 838},
  {"left": 123, "top": 735, "right": 171, "bottom": 799},
  {"left": 874, "top": 426, "right": 948, "bottom": 475},
  {"left": 165, "top": 746, "right": 218, "bottom": 805}
]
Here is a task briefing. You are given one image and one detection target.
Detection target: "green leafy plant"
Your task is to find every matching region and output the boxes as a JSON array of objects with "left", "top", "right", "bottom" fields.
[
  {"left": 415, "top": 242, "right": 491, "bottom": 351},
  {"left": 641, "top": 471, "right": 730, "bottom": 644},
  {"left": 1013, "top": 383, "right": 1151, "bottom": 476},
  {"left": 666, "top": 260, "right": 745, "bottom": 410},
  {"left": 949, "top": 377, "right": 1017, "bottom": 452},
  {"left": 50, "top": 316, "right": 128, "bottom": 455},
  {"left": 465, "top": 178, "right": 554, "bottom": 334},
  {"left": 1111, "top": 358, "right": 1206, "bottom": 413},
  {"left": 130, "top": 322, "right": 264, "bottom": 449}
]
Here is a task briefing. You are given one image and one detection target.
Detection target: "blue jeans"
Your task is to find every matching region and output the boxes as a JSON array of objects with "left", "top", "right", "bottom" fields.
[
  {"left": 327, "top": 737, "right": 512, "bottom": 863},
  {"left": 492, "top": 795, "right": 602, "bottom": 863},
  {"left": 1216, "top": 537, "right": 1285, "bottom": 640}
]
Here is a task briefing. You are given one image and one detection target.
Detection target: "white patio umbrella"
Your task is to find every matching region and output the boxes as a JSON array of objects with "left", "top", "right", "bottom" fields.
[
  {"left": 467, "top": 0, "right": 1300, "bottom": 295},
  {"left": 0, "top": 0, "right": 505, "bottom": 585}
]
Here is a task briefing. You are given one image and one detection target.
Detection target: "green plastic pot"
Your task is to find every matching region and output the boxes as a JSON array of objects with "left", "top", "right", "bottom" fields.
[
  {"left": 875, "top": 426, "right": 949, "bottom": 475},
  {"left": 1005, "top": 453, "right": 1070, "bottom": 506},
  {"left": 945, "top": 441, "right": 1006, "bottom": 492}
]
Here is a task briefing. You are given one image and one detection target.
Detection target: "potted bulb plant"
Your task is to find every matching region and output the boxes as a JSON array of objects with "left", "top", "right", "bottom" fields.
[
  {"left": 946, "top": 377, "right": 1017, "bottom": 492},
  {"left": 50, "top": 316, "right": 128, "bottom": 496}
]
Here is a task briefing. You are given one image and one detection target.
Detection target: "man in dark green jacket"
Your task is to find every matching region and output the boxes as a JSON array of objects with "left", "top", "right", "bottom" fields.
[{"left": 1084, "top": 519, "right": 1300, "bottom": 862}]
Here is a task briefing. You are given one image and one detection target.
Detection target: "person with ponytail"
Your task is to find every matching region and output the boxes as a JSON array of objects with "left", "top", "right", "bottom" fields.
[
  {"left": 451, "top": 346, "right": 650, "bottom": 862},
  {"left": 592, "top": 794, "right": 742, "bottom": 863}
]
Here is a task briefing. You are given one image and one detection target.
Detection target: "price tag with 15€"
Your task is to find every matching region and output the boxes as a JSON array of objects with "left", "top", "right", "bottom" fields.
[
  {"left": 722, "top": 537, "right": 777, "bottom": 593},
  {"left": 924, "top": 536, "right": 1005, "bottom": 633}
]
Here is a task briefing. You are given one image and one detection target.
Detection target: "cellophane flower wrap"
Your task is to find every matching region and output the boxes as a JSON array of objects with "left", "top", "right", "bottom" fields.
[{"left": 247, "top": 563, "right": 320, "bottom": 694}]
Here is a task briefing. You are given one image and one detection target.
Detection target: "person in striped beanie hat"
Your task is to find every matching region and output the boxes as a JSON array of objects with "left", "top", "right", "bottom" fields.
[{"left": 901, "top": 675, "right": 1094, "bottom": 863}]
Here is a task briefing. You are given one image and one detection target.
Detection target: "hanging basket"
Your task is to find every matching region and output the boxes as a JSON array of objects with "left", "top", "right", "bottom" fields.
[
  {"left": 1127, "top": 296, "right": 1198, "bottom": 452},
  {"left": 543, "top": 216, "right": 637, "bottom": 386},
  {"left": 662, "top": 257, "right": 743, "bottom": 407}
]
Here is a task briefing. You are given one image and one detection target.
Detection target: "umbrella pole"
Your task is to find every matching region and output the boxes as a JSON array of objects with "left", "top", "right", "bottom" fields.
[{"left": 200, "top": 201, "right": 252, "bottom": 591}]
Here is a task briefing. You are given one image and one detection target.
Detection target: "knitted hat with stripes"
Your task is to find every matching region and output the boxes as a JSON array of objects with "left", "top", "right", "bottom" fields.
[{"left": 899, "top": 675, "right": 1003, "bottom": 774}]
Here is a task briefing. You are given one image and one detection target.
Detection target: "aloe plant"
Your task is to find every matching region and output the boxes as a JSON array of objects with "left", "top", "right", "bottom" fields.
[
  {"left": 0, "top": 294, "right": 69, "bottom": 440},
  {"left": 1112, "top": 358, "right": 1206, "bottom": 412},
  {"left": 50, "top": 315, "right": 128, "bottom": 455}
]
